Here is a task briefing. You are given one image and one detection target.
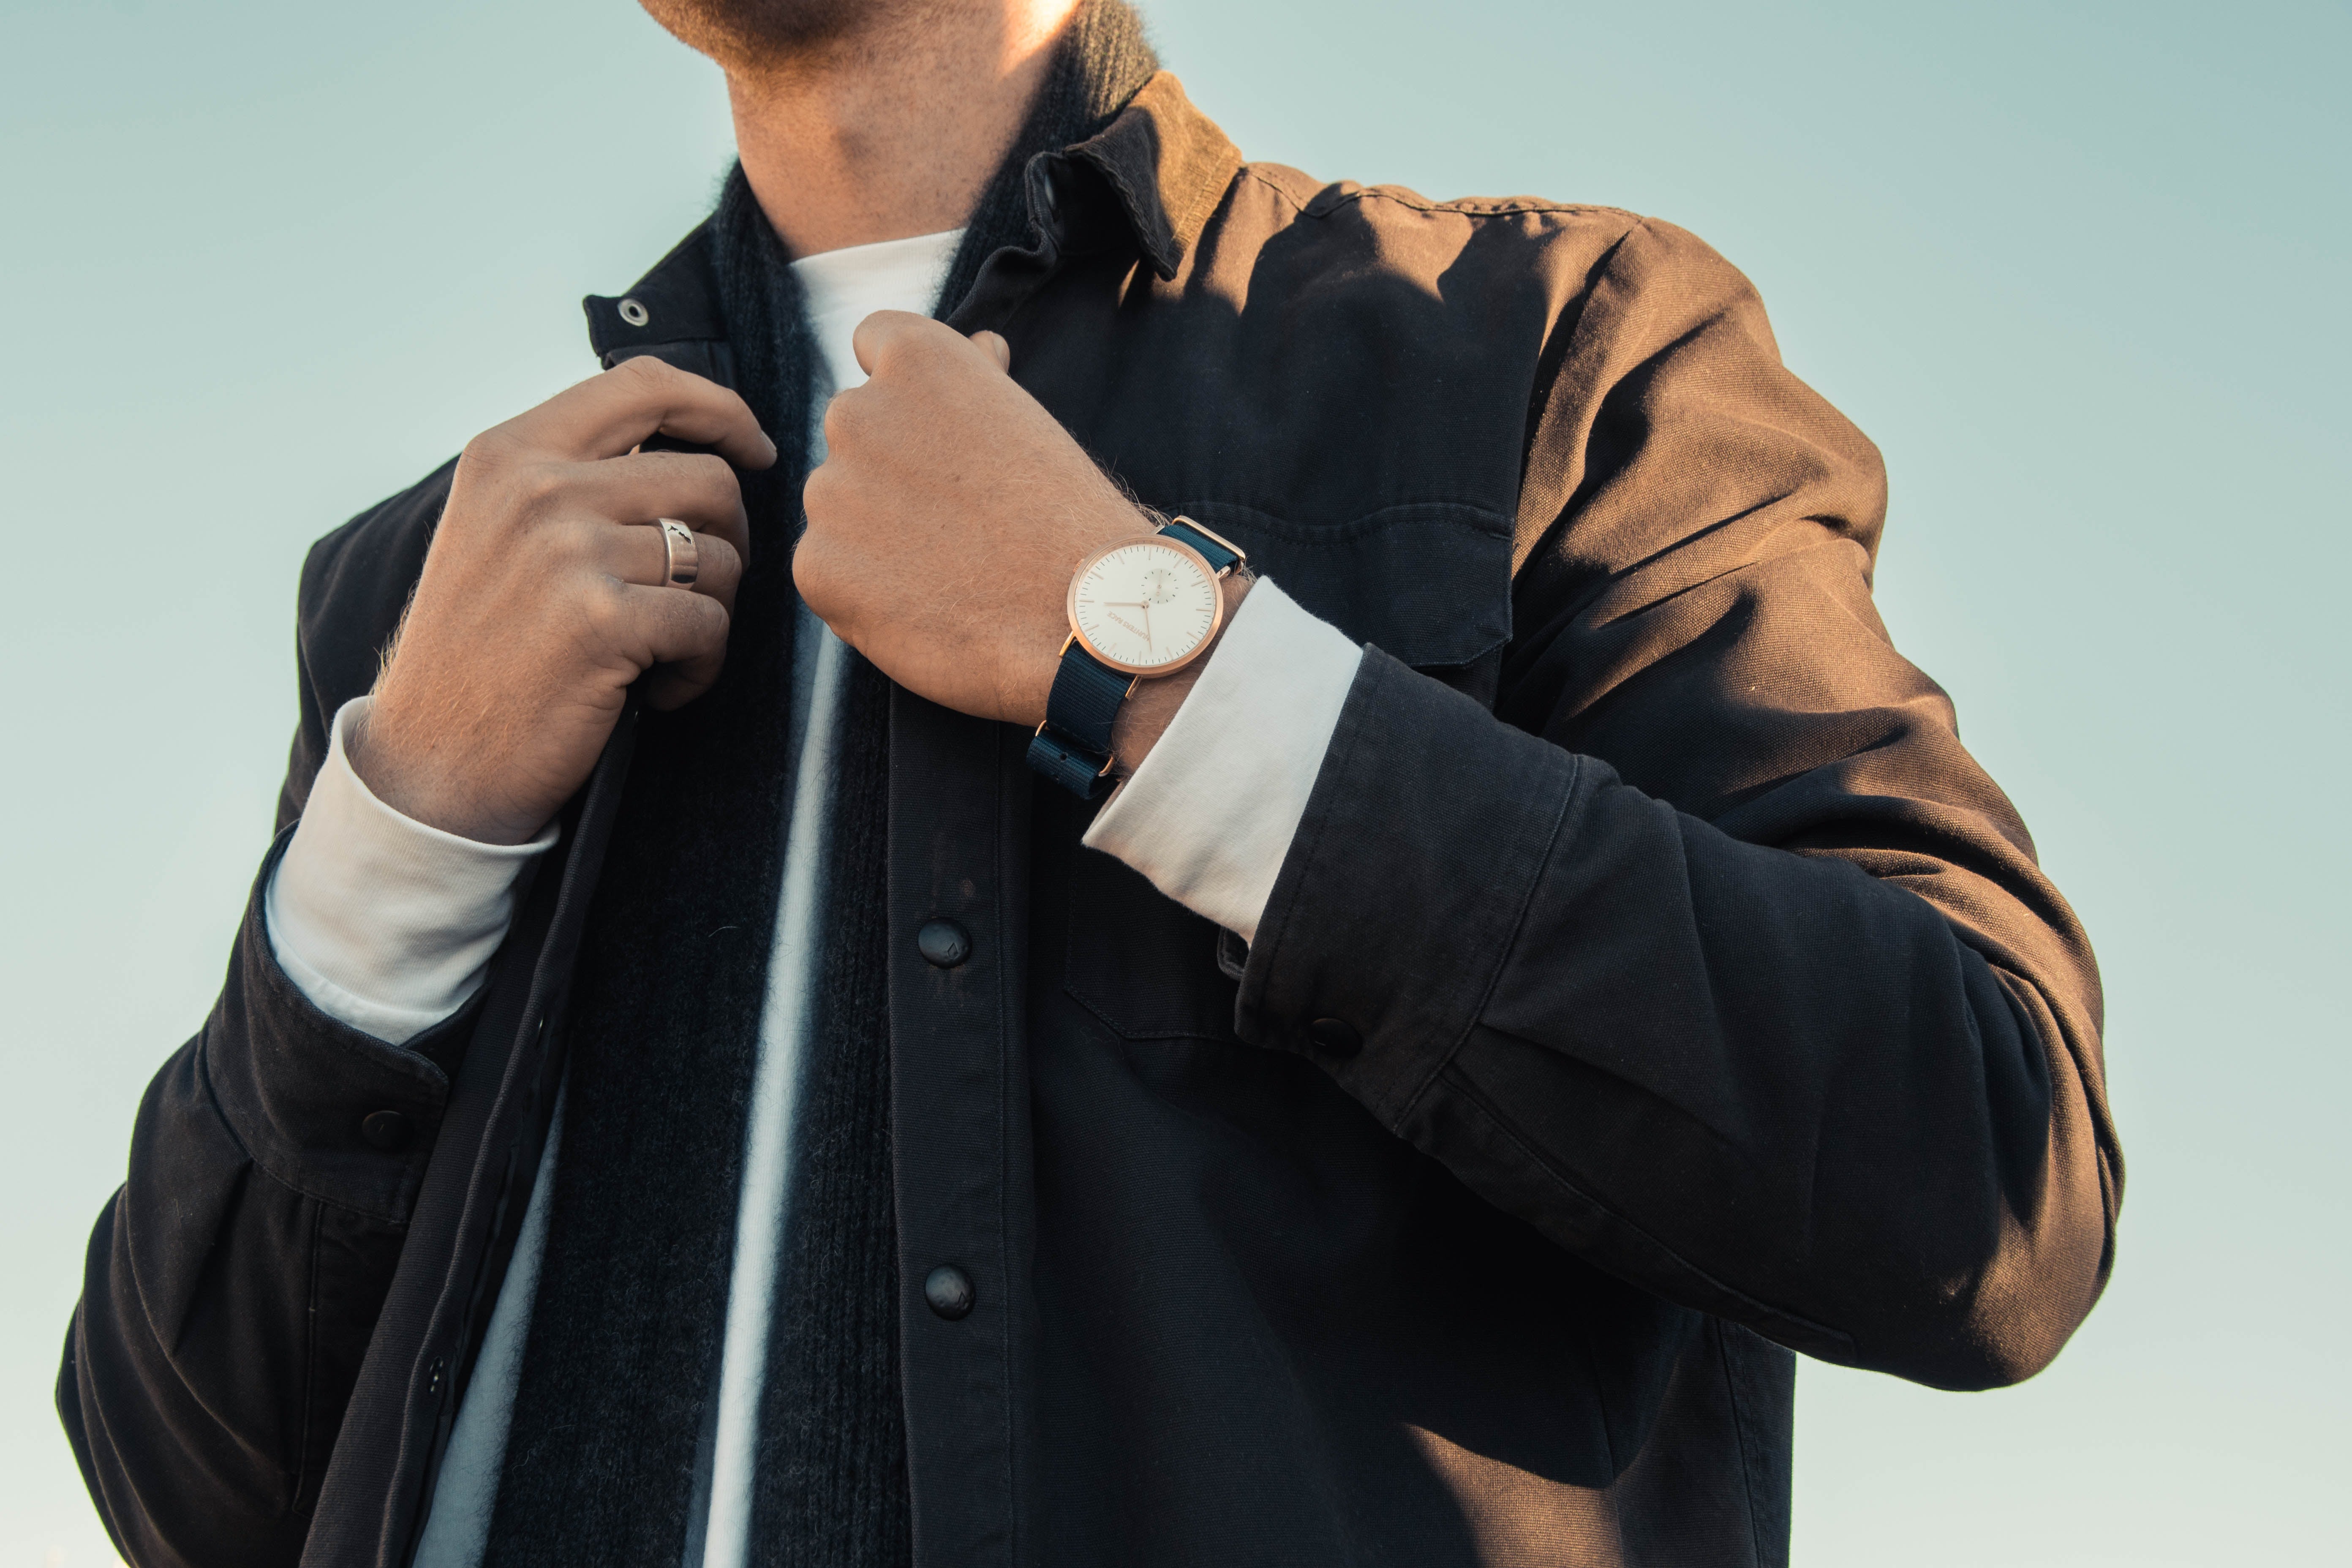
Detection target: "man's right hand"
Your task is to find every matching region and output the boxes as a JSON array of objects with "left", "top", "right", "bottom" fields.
[{"left": 358, "top": 356, "right": 776, "bottom": 844}]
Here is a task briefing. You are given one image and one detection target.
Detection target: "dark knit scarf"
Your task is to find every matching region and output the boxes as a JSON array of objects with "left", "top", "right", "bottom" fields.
[{"left": 481, "top": 7, "right": 1158, "bottom": 1565}]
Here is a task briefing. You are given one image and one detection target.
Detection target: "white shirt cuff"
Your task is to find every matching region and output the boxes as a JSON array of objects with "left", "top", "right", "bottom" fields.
[
  {"left": 265, "top": 696, "right": 558, "bottom": 1045},
  {"left": 1083, "top": 578, "right": 1362, "bottom": 944}
]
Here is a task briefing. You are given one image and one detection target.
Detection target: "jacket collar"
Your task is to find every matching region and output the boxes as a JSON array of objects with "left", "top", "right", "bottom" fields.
[
  {"left": 584, "top": 71, "right": 1241, "bottom": 361},
  {"left": 1059, "top": 71, "right": 1244, "bottom": 282}
]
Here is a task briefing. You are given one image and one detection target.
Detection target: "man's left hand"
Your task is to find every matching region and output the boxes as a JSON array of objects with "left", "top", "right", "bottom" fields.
[{"left": 797, "top": 311, "right": 1155, "bottom": 730}]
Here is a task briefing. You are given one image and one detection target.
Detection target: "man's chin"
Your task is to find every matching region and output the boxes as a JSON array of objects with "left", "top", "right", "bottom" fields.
[{"left": 639, "top": 0, "right": 880, "bottom": 65}]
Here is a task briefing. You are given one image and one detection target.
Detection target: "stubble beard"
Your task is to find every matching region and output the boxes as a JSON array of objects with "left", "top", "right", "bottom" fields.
[{"left": 640, "top": 0, "right": 950, "bottom": 69}]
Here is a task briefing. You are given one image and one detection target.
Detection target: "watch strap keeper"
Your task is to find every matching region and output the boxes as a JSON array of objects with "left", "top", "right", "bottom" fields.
[{"left": 1029, "top": 637, "right": 1135, "bottom": 800}]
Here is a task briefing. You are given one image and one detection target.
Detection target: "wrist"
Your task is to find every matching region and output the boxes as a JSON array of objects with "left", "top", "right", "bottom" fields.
[
  {"left": 1110, "top": 572, "right": 1252, "bottom": 771},
  {"left": 1010, "top": 503, "right": 1160, "bottom": 727},
  {"left": 1025, "top": 511, "right": 1250, "bottom": 798},
  {"left": 351, "top": 693, "right": 542, "bottom": 847}
]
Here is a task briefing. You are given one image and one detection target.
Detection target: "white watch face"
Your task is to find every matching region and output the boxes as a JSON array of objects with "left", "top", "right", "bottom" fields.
[{"left": 1069, "top": 539, "right": 1222, "bottom": 675}]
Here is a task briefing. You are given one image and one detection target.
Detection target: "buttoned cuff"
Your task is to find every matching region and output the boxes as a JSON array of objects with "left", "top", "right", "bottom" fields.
[
  {"left": 1236, "top": 647, "right": 1579, "bottom": 1128},
  {"left": 206, "top": 830, "right": 469, "bottom": 1222},
  {"left": 1082, "top": 579, "right": 1363, "bottom": 942},
  {"left": 266, "top": 696, "right": 558, "bottom": 1046}
]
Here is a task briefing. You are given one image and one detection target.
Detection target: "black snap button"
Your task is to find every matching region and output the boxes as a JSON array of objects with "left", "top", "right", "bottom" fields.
[
  {"left": 1032, "top": 172, "right": 1061, "bottom": 229},
  {"left": 1307, "top": 1018, "right": 1363, "bottom": 1059},
  {"left": 360, "top": 1110, "right": 414, "bottom": 1152},
  {"left": 426, "top": 1358, "right": 446, "bottom": 1399},
  {"left": 924, "top": 1264, "right": 976, "bottom": 1320},
  {"left": 917, "top": 918, "right": 972, "bottom": 969}
]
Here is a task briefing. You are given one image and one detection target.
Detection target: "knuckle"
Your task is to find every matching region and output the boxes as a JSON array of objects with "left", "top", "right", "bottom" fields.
[
  {"left": 698, "top": 534, "right": 743, "bottom": 583},
  {"left": 790, "top": 534, "right": 824, "bottom": 589},
  {"left": 801, "top": 464, "right": 846, "bottom": 524},
  {"left": 690, "top": 594, "right": 731, "bottom": 645},
  {"left": 791, "top": 539, "right": 840, "bottom": 611},
  {"left": 612, "top": 351, "right": 675, "bottom": 388},
  {"left": 683, "top": 451, "right": 740, "bottom": 502},
  {"left": 579, "top": 579, "right": 631, "bottom": 643},
  {"left": 458, "top": 428, "right": 511, "bottom": 471},
  {"left": 820, "top": 389, "right": 863, "bottom": 446},
  {"left": 506, "top": 461, "right": 571, "bottom": 522},
  {"left": 544, "top": 517, "right": 600, "bottom": 565},
  {"left": 907, "top": 327, "right": 952, "bottom": 366}
]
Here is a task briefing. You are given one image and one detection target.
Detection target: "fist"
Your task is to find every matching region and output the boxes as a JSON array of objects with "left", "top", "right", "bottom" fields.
[
  {"left": 360, "top": 355, "right": 777, "bottom": 843},
  {"left": 796, "top": 312, "right": 1152, "bottom": 728}
]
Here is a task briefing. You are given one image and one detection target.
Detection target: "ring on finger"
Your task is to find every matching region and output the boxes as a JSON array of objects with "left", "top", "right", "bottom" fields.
[{"left": 658, "top": 518, "right": 700, "bottom": 588}]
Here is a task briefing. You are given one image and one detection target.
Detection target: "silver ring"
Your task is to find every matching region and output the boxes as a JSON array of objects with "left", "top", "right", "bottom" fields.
[{"left": 658, "top": 518, "right": 699, "bottom": 588}]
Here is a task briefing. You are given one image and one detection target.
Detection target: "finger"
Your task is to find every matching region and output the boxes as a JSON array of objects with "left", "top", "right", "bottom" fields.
[
  {"left": 817, "top": 383, "right": 867, "bottom": 459},
  {"left": 602, "top": 576, "right": 729, "bottom": 667},
  {"left": 516, "top": 354, "right": 779, "bottom": 468},
  {"left": 849, "top": 308, "right": 959, "bottom": 377},
  {"left": 969, "top": 330, "right": 1012, "bottom": 373},
  {"left": 604, "top": 522, "right": 744, "bottom": 609},
  {"left": 641, "top": 662, "right": 719, "bottom": 713},
  {"left": 605, "top": 581, "right": 732, "bottom": 707},
  {"left": 568, "top": 449, "right": 751, "bottom": 560}
]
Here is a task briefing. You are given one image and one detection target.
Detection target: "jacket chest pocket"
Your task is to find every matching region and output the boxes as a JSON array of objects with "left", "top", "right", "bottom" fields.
[{"left": 1063, "top": 501, "right": 1513, "bottom": 1043}]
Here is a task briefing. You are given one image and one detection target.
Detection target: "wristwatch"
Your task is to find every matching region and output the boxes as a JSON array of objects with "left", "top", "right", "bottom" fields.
[{"left": 1028, "top": 515, "right": 1250, "bottom": 799}]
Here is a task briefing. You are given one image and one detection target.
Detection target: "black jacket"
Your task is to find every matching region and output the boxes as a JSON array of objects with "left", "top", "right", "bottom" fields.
[{"left": 61, "top": 72, "right": 2118, "bottom": 1568}]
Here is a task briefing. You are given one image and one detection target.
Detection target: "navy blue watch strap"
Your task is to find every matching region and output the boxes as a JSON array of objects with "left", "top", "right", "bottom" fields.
[
  {"left": 1029, "top": 640, "right": 1134, "bottom": 800},
  {"left": 1158, "top": 516, "right": 1244, "bottom": 575}
]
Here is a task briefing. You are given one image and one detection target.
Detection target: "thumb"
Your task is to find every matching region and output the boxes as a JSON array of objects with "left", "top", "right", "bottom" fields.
[{"left": 969, "top": 329, "right": 1013, "bottom": 373}]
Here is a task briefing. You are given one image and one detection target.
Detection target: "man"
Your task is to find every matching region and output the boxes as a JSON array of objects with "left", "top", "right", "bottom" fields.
[{"left": 58, "top": 0, "right": 2121, "bottom": 1563}]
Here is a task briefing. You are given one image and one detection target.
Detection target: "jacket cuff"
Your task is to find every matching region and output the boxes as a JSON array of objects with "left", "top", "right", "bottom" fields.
[
  {"left": 1236, "top": 648, "right": 1578, "bottom": 1127},
  {"left": 204, "top": 831, "right": 469, "bottom": 1221},
  {"left": 1081, "top": 579, "right": 1361, "bottom": 942}
]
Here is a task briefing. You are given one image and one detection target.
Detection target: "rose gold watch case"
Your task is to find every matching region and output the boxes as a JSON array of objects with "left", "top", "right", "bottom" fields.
[{"left": 1064, "top": 532, "right": 1227, "bottom": 677}]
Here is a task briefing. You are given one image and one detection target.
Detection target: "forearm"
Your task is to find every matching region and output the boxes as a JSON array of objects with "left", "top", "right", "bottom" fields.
[{"left": 1236, "top": 650, "right": 2116, "bottom": 1388}]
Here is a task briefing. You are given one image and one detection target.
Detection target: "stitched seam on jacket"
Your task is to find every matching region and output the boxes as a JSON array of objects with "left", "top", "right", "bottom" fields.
[
  {"left": 1241, "top": 165, "right": 1636, "bottom": 223},
  {"left": 1074, "top": 147, "right": 1168, "bottom": 261},
  {"left": 216, "top": 863, "right": 446, "bottom": 1221},
  {"left": 193, "top": 1021, "right": 418, "bottom": 1228},
  {"left": 1440, "top": 1070, "right": 1856, "bottom": 1354},
  {"left": 1394, "top": 749, "right": 1580, "bottom": 1128},
  {"left": 1713, "top": 1317, "right": 1767, "bottom": 1567},
  {"left": 289, "top": 1199, "right": 324, "bottom": 1519},
  {"left": 1239, "top": 166, "right": 1311, "bottom": 217},
  {"left": 992, "top": 725, "right": 1020, "bottom": 1565},
  {"left": 1243, "top": 656, "right": 1358, "bottom": 1034},
  {"left": 1172, "top": 149, "right": 1246, "bottom": 259}
]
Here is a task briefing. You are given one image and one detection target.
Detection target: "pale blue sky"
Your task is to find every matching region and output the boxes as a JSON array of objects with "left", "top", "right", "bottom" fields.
[{"left": 3, "top": 2, "right": 2345, "bottom": 1563}]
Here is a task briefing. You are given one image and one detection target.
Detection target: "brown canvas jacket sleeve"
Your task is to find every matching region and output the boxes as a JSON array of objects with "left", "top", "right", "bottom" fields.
[
  {"left": 60, "top": 469, "right": 463, "bottom": 1568},
  {"left": 1236, "top": 217, "right": 2119, "bottom": 1391}
]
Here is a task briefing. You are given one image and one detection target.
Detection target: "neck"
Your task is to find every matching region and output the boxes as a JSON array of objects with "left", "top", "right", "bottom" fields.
[{"left": 726, "top": 0, "right": 1084, "bottom": 258}]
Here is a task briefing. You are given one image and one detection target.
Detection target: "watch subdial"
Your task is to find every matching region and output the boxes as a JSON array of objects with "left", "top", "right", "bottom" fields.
[{"left": 1141, "top": 566, "right": 1179, "bottom": 605}]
